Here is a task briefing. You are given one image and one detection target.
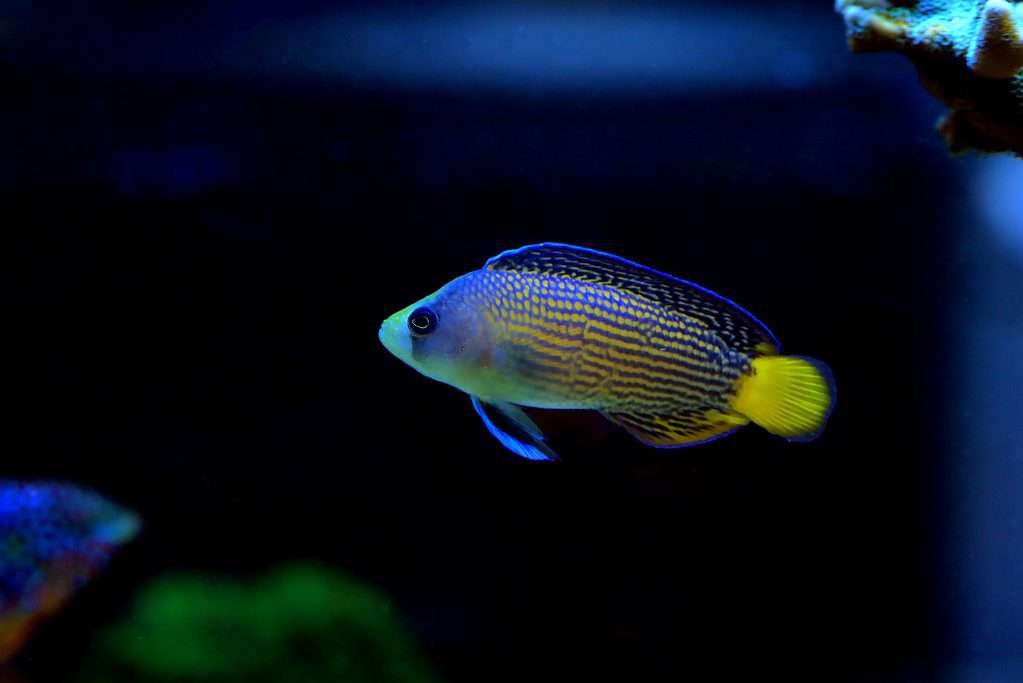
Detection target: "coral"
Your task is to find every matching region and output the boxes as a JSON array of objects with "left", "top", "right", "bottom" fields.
[
  {"left": 836, "top": 0, "right": 1023, "bottom": 156},
  {"left": 74, "top": 563, "right": 446, "bottom": 683}
]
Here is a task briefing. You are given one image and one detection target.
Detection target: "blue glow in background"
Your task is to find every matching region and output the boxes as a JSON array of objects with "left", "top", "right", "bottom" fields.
[
  {"left": 949, "top": 157, "right": 1023, "bottom": 681},
  {"left": 226, "top": 6, "right": 834, "bottom": 93}
]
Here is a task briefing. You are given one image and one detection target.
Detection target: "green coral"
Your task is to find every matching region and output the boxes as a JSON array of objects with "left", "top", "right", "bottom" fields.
[{"left": 76, "top": 564, "right": 445, "bottom": 683}]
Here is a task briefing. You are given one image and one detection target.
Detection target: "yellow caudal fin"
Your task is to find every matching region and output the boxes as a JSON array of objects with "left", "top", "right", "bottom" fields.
[{"left": 731, "top": 355, "right": 836, "bottom": 442}]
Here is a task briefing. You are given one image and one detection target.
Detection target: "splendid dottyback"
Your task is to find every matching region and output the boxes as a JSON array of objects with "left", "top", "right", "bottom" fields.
[{"left": 379, "top": 243, "right": 836, "bottom": 460}]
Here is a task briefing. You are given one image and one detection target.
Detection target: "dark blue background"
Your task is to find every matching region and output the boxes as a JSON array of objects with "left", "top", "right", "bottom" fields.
[{"left": 1, "top": 1, "right": 974, "bottom": 680}]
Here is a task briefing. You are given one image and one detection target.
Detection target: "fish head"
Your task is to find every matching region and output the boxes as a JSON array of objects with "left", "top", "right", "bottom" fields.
[
  {"left": 78, "top": 493, "right": 142, "bottom": 549},
  {"left": 0, "top": 482, "right": 140, "bottom": 640},
  {"left": 379, "top": 274, "right": 495, "bottom": 393},
  {"left": 32, "top": 484, "right": 141, "bottom": 580}
]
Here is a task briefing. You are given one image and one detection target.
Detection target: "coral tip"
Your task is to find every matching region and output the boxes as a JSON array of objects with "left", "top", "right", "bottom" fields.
[{"left": 968, "top": 0, "right": 1023, "bottom": 79}]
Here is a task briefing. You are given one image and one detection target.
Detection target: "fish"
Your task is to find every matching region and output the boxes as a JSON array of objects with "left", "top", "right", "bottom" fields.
[
  {"left": 378, "top": 243, "right": 836, "bottom": 461},
  {"left": 0, "top": 482, "right": 140, "bottom": 661}
]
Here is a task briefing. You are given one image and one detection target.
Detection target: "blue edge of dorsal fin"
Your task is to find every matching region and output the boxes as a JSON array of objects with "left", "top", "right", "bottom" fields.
[
  {"left": 471, "top": 397, "right": 560, "bottom": 462},
  {"left": 484, "top": 242, "right": 781, "bottom": 354}
]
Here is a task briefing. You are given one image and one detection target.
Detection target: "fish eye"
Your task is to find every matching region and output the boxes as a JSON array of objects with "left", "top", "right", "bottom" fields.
[{"left": 408, "top": 307, "right": 438, "bottom": 335}]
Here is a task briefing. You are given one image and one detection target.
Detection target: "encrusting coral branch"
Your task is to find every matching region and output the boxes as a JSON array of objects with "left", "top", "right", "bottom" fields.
[
  {"left": 836, "top": 0, "right": 905, "bottom": 51},
  {"left": 836, "top": 0, "right": 1023, "bottom": 156},
  {"left": 968, "top": 0, "right": 1023, "bottom": 79}
]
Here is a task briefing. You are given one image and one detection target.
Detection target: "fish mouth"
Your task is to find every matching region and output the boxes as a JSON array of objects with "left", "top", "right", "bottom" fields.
[
  {"left": 94, "top": 508, "right": 142, "bottom": 545},
  {"left": 378, "top": 311, "right": 413, "bottom": 366}
]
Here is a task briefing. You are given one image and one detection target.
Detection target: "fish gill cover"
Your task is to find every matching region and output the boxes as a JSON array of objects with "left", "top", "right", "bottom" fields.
[{"left": 836, "top": 0, "right": 1023, "bottom": 155}]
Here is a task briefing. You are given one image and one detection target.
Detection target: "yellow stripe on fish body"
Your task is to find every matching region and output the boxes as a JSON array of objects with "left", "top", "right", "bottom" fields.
[
  {"left": 467, "top": 269, "right": 741, "bottom": 412},
  {"left": 475, "top": 244, "right": 835, "bottom": 447}
]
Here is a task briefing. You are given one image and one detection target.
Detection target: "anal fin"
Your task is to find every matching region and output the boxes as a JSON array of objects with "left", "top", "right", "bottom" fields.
[
  {"left": 471, "top": 397, "right": 560, "bottom": 461},
  {"left": 604, "top": 407, "right": 748, "bottom": 448}
]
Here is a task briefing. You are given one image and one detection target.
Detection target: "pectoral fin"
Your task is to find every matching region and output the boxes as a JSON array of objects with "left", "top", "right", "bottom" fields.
[{"left": 471, "top": 397, "right": 560, "bottom": 461}]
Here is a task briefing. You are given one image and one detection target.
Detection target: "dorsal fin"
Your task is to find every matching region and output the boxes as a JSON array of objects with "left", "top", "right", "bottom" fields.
[{"left": 485, "top": 243, "right": 779, "bottom": 355}]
